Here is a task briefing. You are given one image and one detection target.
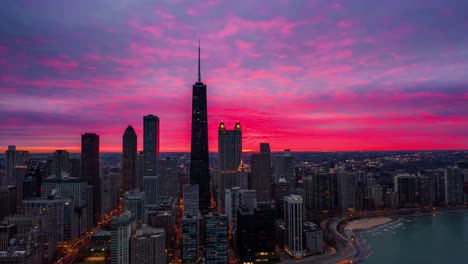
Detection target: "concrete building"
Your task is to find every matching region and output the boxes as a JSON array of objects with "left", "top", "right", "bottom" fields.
[
  {"left": 394, "top": 174, "right": 418, "bottom": 207},
  {"left": 250, "top": 143, "right": 272, "bottom": 202},
  {"left": 445, "top": 167, "right": 464, "bottom": 205},
  {"left": 272, "top": 179, "right": 289, "bottom": 220},
  {"left": 274, "top": 149, "right": 295, "bottom": 190},
  {"left": 204, "top": 213, "right": 228, "bottom": 264},
  {"left": 239, "top": 190, "right": 257, "bottom": 212},
  {"left": 303, "top": 222, "right": 323, "bottom": 255},
  {"left": 51, "top": 150, "right": 69, "bottom": 178},
  {"left": 370, "top": 185, "right": 384, "bottom": 208},
  {"left": 337, "top": 171, "right": 356, "bottom": 212},
  {"left": 254, "top": 202, "right": 278, "bottom": 262},
  {"left": 0, "top": 186, "right": 17, "bottom": 222},
  {"left": 143, "top": 176, "right": 159, "bottom": 207},
  {"left": 183, "top": 184, "right": 199, "bottom": 217},
  {"left": 110, "top": 211, "right": 135, "bottom": 264},
  {"left": 157, "top": 158, "right": 179, "bottom": 200},
  {"left": 42, "top": 177, "right": 88, "bottom": 234},
  {"left": 284, "top": 195, "right": 305, "bottom": 258},
  {"left": 236, "top": 206, "right": 255, "bottom": 263},
  {"left": 124, "top": 191, "right": 145, "bottom": 225},
  {"left": 304, "top": 173, "right": 335, "bottom": 212},
  {"left": 225, "top": 187, "right": 241, "bottom": 230},
  {"left": 129, "top": 226, "right": 166, "bottom": 264},
  {"left": 181, "top": 214, "right": 198, "bottom": 263}
]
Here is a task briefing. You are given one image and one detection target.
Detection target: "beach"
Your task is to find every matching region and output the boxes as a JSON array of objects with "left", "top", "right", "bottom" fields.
[{"left": 345, "top": 217, "right": 393, "bottom": 231}]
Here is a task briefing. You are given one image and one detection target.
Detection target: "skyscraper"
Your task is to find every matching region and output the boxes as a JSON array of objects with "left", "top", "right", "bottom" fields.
[
  {"left": 157, "top": 158, "right": 179, "bottom": 200},
  {"left": 394, "top": 174, "right": 418, "bottom": 207},
  {"left": 250, "top": 143, "right": 272, "bottom": 202},
  {"left": 190, "top": 43, "right": 210, "bottom": 211},
  {"left": 444, "top": 167, "right": 464, "bottom": 205},
  {"left": 337, "top": 171, "right": 357, "bottom": 212},
  {"left": 130, "top": 226, "right": 166, "bottom": 264},
  {"left": 110, "top": 211, "right": 134, "bottom": 264},
  {"left": 4, "top": 146, "right": 16, "bottom": 186},
  {"left": 273, "top": 149, "right": 295, "bottom": 190},
  {"left": 123, "top": 126, "right": 138, "bottom": 192},
  {"left": 217, "top": 121, "right": 242, "bottom": 211},
  {"left": 143, "top": 115, "right": 160, "bottom": 176},
  {"left": 52, "top": 150, "right": 69, "bottom": 178},
  {"left": 284, "top": 195, "right": 305, "bottom": 257},
  {"left": 204, "top": 213, "right": 228, "bottom": 263},
  {"left": 81, "top": 133, "right": 100, "bottom": 223}
]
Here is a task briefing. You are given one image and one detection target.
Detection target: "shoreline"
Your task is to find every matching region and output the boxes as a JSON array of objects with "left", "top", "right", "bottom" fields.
[{"left": 339, "top": 207, "right": 468, "bottom": 263}]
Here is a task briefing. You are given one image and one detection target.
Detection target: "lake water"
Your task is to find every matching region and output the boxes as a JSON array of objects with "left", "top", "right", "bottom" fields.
[{"left": 361, "top": 212, "right": 468, "bottom": 263}]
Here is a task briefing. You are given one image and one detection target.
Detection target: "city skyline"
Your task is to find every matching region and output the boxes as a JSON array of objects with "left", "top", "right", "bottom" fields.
[{"left": 1, "top": 0, "right": 468, "bottom": 153}]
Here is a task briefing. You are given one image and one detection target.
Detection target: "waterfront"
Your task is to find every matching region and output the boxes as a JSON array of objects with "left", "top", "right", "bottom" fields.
[{"left": 361, "top": 212, "right": 468, "bottom": 263}]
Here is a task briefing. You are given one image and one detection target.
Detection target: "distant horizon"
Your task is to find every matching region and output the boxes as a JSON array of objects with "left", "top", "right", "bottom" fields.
[{"left": 1, "top": 148, "right": 468, "bottom": 155}]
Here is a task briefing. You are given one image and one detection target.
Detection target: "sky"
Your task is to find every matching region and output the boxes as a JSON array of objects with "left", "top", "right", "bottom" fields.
[{"left": 1, "top": 0, "right": 468, "bottom": 153}]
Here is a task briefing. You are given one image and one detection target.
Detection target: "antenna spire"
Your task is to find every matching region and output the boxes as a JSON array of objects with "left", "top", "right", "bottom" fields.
[{"left": 198, "top": 39, "right": 201, "bottom": 83}]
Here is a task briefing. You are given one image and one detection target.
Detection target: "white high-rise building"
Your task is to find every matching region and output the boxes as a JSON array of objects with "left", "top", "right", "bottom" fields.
[
  {"left": 110, "top": 211, "right": 134, "bottom": 264},
  {"left": 284, "top": 195, "right": 305, "bottom": 257}
]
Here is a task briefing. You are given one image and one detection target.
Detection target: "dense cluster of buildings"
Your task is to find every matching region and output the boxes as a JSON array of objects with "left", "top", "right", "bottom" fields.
[{"left": 1, "top": 47, "right": 468, "bottom": 264}]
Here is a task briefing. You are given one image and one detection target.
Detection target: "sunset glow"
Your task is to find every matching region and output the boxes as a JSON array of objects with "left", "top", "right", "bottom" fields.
[{"left": 1, "top": 0, "right": 467, "bottom": 152}]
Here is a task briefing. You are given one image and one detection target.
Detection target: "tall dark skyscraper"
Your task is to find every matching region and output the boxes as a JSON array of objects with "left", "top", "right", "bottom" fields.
[
  {"left": 81, "top": 133, "right": 101, "bottom": 223},
  {"left": 143, "top": 115, "right": 160, "bottom": 176},
  {"left": 123, "top": 126, "right": 138, "bottom": 192},
  {"left": 250, "top": 143, "right": 272, "bottom": 202},
  {"left": 217, "top": 121, "right": 242, "bottom": 211},
  {"left": 190, "top": 43, "right": 210, "bottom": 210}
]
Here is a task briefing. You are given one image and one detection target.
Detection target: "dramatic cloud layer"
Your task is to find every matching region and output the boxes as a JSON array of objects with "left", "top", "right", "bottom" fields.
[{"left": 1, "top": 0, "right": 468, "bottom": 152}]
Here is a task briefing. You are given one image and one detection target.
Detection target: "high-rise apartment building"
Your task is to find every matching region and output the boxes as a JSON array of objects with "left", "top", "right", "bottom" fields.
[
  {"left": 110, "top": 211, "right": 134, "bottom": 264},
  {"left": 394, "top": 174, "right": 418, "bottom": 207},
  {"left": 123, "top": 126, "right": 138, "bottom": 192},
  {"left": 190, "top": 44, "right": 210, "bottom": 211},
  {"left": 217, "top": 121, "right": 242, "bottom": 212},
  {"left": 250, "top": 143, "right": 271, "bottom": 202},
  {"left": 445, "top": 167, "right": 464, "bottom": 205},
  {"left": 337, "top": 171, "right": 356, "bottom": 212},
  {"left": 304, "top": 173, "right": 335, "bottom": 212},
  {"left": 130, "top": 226, "right": 166, "bottom": 264}
]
